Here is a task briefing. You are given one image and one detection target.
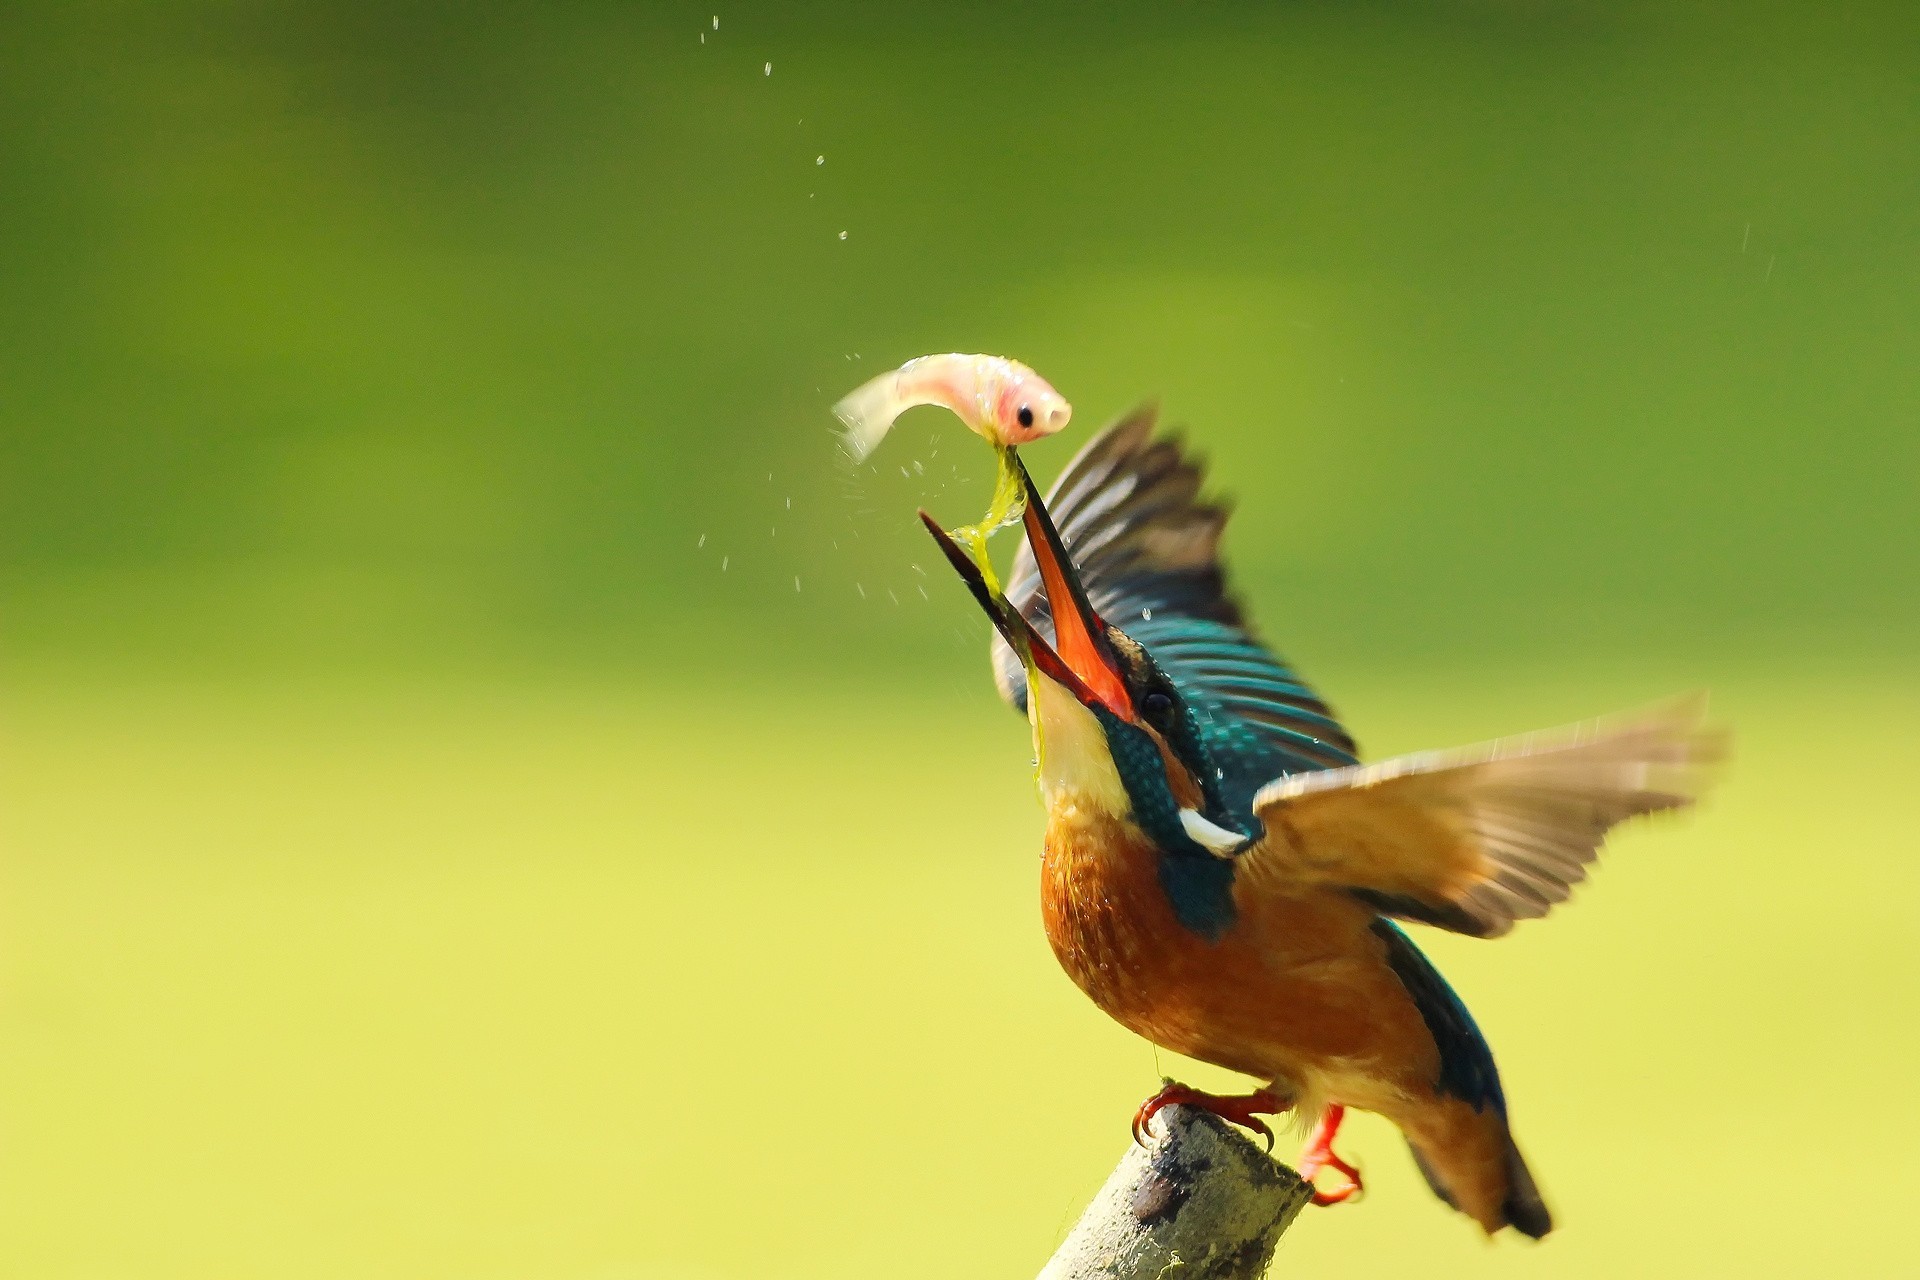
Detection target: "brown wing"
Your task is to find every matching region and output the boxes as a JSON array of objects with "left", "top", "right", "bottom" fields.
[{"left": 1242, "top": 697, "right": 1725, "bottom": 938}]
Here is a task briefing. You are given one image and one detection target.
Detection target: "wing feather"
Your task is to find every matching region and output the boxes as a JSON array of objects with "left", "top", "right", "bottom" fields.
[
  {"left": 1243, "top": 697, "right": 1724, "bottom": 937},
  {"left": 991, "top": 409, "right": 1358, "bottom": 803}
]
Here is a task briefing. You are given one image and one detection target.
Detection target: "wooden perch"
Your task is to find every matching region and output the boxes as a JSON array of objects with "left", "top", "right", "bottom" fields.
[{"left": 1039, "top": 1104, "right": 1314, "bottom": 1279}]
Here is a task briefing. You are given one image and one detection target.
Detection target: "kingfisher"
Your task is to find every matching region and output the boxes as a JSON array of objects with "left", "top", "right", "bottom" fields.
[{"left": 920, "top": 409, "right": 1720, "bottom": 1238}]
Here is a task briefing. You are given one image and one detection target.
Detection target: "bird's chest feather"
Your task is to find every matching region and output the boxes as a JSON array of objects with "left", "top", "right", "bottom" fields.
[{"left": 1041, "top": 796, "right": 1429, "bottom": 1085}]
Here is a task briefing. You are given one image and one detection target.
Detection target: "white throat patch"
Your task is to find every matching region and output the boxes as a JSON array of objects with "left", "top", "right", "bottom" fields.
[{"left": 1029, "top": 671, "right": 1129, "bottom": 817}]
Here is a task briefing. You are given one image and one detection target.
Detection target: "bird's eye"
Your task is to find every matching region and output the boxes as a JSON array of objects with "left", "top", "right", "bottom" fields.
[
  {"left": 1017, "top": 405, "right": 1034, "bottom": 428},
  {"left": 1141, "top": 691, "right": 1173, "bottom": 724}
]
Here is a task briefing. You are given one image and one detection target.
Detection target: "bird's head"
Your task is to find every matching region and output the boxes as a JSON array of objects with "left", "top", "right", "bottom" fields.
[{"left": 921, "top": 459, "right": 1251, "bottom": 861}]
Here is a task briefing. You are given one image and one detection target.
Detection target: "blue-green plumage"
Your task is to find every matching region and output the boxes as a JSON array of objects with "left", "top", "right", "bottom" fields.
[
  {"left": 1090, "top": 702, "right": 1242, "bottom": 940},
  {"left": 1372, "top": 919, "right": 1507, "bottom": 1116}
]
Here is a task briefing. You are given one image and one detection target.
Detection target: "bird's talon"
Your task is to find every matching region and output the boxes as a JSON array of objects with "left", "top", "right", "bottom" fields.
[
  {"left": 1297, "top": 1104, "right": 1364, "bottom": 1209},
  {"left": 1131, "top": 1081, "right": 1289, "bottom": 1149},
  {"left": 1245, "top": 1115, "right": 1275, "bottom": 1152},
  {"left": 1310, "top": 1175, "right": 1362, "bottom": 1207}
]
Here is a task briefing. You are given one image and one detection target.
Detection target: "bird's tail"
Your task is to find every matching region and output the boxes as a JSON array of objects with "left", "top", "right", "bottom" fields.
[{"left": 1403, "top": 1099, "right": 1553, "bottom": 1238}]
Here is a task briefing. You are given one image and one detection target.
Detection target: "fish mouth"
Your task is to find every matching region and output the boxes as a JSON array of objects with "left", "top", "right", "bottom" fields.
[{"left": 918, "top": 454, "right": 1131, "bottom": 719}]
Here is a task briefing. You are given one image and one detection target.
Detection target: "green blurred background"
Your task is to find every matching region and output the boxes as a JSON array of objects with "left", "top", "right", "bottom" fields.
[{"left": 3, "top": 2, "right": 1917, "bottom": 1276}]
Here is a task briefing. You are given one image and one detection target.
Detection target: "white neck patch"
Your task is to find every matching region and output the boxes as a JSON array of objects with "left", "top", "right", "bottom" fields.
[{"left": 1029, "top": 671, "right": 1129, "bottom": 817}]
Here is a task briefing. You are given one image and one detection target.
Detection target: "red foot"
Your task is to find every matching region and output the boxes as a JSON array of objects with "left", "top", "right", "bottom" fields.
[
  {"left": 1296, "top": 1104, "right": 1363, "bottom": 1206},
  {"left": 1132, "top": 1081, "right": 1290, "bottom": 1151}
]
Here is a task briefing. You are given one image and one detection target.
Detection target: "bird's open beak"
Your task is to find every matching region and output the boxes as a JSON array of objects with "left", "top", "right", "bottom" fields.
[{"left": 918, "top": 456, "right": 1133, "bottom": 720}]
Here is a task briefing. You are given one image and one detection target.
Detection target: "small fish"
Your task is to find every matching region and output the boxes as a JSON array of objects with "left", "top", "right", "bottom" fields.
[{"left": 832, "top": 353, "right": 1072, "bottom": 463}]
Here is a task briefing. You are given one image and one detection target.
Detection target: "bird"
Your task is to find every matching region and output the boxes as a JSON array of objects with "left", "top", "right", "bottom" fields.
[{"left": 919, "top": 408, "right": 1722, "bottom": 1238}]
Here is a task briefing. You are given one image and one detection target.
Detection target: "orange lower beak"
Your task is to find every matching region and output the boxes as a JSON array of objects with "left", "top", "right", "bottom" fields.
[{"left": 1013, "top": 457, "right": 1133, "bottom": 719}]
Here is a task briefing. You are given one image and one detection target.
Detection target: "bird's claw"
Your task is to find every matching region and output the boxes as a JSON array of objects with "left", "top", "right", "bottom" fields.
[
  {"left": 1297, "top": 1104, "right": 1364, "bottom": 1207},
  {"left": 1307, "top": 1165, "right": 1363, "bottom": 1206},
  {"left": 1131, "top": 1081, "right": 1287, "bottom": 1151}
]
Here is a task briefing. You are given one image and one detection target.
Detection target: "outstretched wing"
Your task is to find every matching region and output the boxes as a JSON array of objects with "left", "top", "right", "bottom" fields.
[
  {"left": 991, "top": 408, "right": 1358, "bottom": 812},
  {"left": 1242, "top": 698, "right": 1724, "bottom": 938}
]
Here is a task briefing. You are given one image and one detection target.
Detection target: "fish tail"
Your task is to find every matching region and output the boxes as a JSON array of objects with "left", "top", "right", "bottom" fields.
[{"left": 832, "top": 368, "right": 907, "bottom": 463}]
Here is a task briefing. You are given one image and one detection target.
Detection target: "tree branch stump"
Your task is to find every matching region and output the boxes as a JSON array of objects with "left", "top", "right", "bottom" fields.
[{"left": 1038, "top": 1104, "right": 1314, "bottom": 1279}]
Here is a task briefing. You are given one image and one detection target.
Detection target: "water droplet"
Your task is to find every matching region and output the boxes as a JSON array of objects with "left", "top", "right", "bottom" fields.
[
  {"left": 899, "top": 466, "right": 910, "bottom": 479},
  {"left": 917, "top": 584, "right": 928, "bottom": 599},
  {"left": 785, "top": 496, "right": 791, "bottom": 509},
  {"left": 770, "top": 527, "right": 776, "bottom": 538},
  {"left": 887, "top": 589, "right": 899, "bottom": 605},
  {"left": 913, "top": 459, "right": 924, "bottom": 475},
  {"left": 699, "top": 32, "right": 705, "bottom": 43},
  {"left": 712, "top": 15, "right": 719, "bottom": 29},
  {"left": 856, "top": 582, "right": 866, "bottom": 599},
  {"left": 815, "top": 155, "right": 824, "bottom": 166},
  {"left": 1142, "top": 607, "right": 1153, "bottom": 620},
  {"left": 794, "top": 576, "right": 802, "bottom": 592},
  {"left": 722, "top": 556, "right": 730, "bottom": 571},
  {"left": 838, "top": 230, "right": 847, "bottom": 240},
  {"left": 698, "top": 533, "right": 707, "bottom": 548},
  {"left": 764, "top": 61, "right": 772, "bottom": 75}
]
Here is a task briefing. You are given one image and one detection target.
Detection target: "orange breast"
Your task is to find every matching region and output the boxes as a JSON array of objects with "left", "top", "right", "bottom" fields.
[{"left": 1041, "top": 803, "right": 1440, "bottom": 1096}]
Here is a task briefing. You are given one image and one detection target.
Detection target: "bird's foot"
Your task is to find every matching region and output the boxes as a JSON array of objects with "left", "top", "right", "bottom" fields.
[
  {"left": 1131, "top": 1080, "right": 1290, "bottom": 1150},
  {"left": 1297, "top": 1104, "right": 1363, "bottom": 1206}
]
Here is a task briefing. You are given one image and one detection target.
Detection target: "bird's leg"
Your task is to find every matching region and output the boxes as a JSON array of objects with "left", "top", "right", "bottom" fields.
[
  {"left": 1296, "top": 1104, "right": 1363, "bottom": 1206},
  {"left": 1132, "top": 1080, "right": 1290, "bottom": 1151}
]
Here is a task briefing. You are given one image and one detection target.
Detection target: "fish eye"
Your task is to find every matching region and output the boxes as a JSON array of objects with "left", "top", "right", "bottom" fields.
[{"left": 1017, "top": 405, "right": 1034, "bottom": 428}]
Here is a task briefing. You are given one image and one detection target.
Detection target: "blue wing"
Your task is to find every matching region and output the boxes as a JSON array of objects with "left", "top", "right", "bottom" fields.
[
  {"left": 992, "top": 408, "right": 1359, "bottom": 821},
  {"left": 1371, "top": 919, "right": 1506, "bottom": 1115}
]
